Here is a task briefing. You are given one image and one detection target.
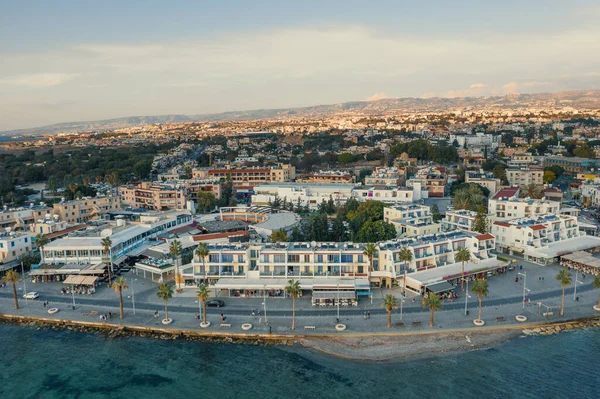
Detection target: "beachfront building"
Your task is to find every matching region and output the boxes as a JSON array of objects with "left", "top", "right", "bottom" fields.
[
  {"left": 506, "top": 168, "right": 543, "bottom": 187},
  {"left": 37, "top": 211, "right": 193, "bottom": 281},
  {"left": 491, "top": 214, "right": 600, "bottom": 265},
  {"left": 52, "top": 196, "right": 121, "bottom": 224},
  {"left": 0, "top": 204, "right": 52, "bottom": 230},
  {"left": 442, "top": 209, "right": 478, "bottom": 232},
  {"left": 186, "top": 230, "right": 501, "bottom": 295},
  {"left": 488, "top": 187, "right": 559, "bottom": 222},
  {"left": 0, "top": 230, "right": 33, "bottom": 265},
  {"left": 383, "top": 204, "right": 440, "bottom": 237},
  {"left": 252, "top": 183, "right": 355, "bottom": 210}
]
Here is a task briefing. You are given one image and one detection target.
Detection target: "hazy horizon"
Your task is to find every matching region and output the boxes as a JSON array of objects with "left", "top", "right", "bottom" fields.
[{"left": 2, "top": 0, "right": 600, "bottom": 131}]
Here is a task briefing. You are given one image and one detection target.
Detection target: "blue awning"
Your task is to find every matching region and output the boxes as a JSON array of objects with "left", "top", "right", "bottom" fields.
[{"left": 357, "top": 291, "right": 373, "bottom": 296}]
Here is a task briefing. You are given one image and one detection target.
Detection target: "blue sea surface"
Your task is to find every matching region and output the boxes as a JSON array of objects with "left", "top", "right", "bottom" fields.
[{"left": 0, "top": 323, "right": 597, "bottom": 399}]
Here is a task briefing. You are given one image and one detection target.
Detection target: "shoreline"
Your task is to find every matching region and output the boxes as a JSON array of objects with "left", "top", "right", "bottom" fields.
[{"left": 2, "top": 313, "right": 599, "bottom": 361}]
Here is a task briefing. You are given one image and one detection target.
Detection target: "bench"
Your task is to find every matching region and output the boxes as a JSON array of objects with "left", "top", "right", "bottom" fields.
[
  {"left": 220, "top": 323, "right": 232, "bottom": 328},
  {"left": 395, "top": 322, "right": 405, "bottom": 327},
  {"left": 304, "top": 326, "right": 316, "bottom": 330},
  {"left": 543, "top": 312, "right": 554, "bottom": 317},
  {"left": 412, "top": 321, "right": 422, "bottom": 326},
  {"left": 496, "top": 316, "right": 505, "bottom": 322}
]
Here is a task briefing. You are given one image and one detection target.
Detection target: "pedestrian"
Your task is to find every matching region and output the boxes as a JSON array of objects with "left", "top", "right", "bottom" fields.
[
  {"left": 154, "top": 311, "right": 159, "bottom": 318},
  {"left": 43, "top": 301, "right": 47, "bottom": 309},
  {"left": 252, "top": 309, "right": 256, "bottom": 318},
  {"left": 367, "top": 311, "right": 371, "bottom": 319},
  {"left": 195, "top": 312, "right": 199, "bottom": 320},
  {"left": 515, "top": 276, "right": 519, "bottom": 284},
  {"left": 363, "top": 311, "right": 367, "bottom": 320},
  {"left": 269, "top": 325, "right": 272, "bottom": 334},
  {"left": 220, "top": 312, "right": 224, "bottom": 322}
]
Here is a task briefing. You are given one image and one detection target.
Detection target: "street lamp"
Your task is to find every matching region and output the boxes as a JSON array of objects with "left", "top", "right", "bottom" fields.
[
  {"left": 399, "top": 293, "right": 405, "bottom": 321},
  {"left": 20, "top": 261, "right": 27, "bottom": 306},
  {"left": 71, "top": 283, "right": 76, "bottom": 310},
  {"left": 463, "top": 277, "right": 470, "bottom": 315},
  {"left": 518, "top": 271, "right": 527, "bottom": 309},
  {"left": 573, "top": 269, "right": 584, "bottom": 301},
  {"left": 131, "top": 279, "right": 138, "bottom": 315},
  {"left": 262, "top": 285, "right": 268, "bottom": 325}
]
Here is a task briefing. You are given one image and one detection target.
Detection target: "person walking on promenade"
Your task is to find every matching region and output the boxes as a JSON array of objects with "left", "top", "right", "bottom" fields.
[
  {"left": 367, "top": 311, "right": 371, "bottom": 319},
  {"left": 363, "top": 311, "right": 367, "bottom": 320}
]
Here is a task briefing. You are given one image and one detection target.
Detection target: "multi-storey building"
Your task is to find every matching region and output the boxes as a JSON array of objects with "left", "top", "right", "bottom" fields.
[
  {"left": 545, "top": 156, "right": 600, "bottom": 176},
  {"left": 120, "top": 182, "right": 186, "bottom": 211},
  {"left": 488, "top": 187, "right": 559, "bottom": 222},
  {"left": 384, "top": 204, "right": 440, "bottom": 237},
  {"left": 491, "top": 214, "right": 600, "bottom": 265},
  {"left": 442, "top": 209, "right": 478, "bottom": 232},
  {"left": 0, "top": 230, "right": 33, "bottom": 265},
  {"left": 364, "top": 167, "right": 405, "bottom": 186},
  {"left": 295, "top": 171, "right": 355, "bottom": 184},
  {"left": 506, "top": 168, "right": 543, "bottom": 187},
  {"left": 187, "top": 231, "right": 499, "bottom": 294},
  {"left": 0, "top": 204, "right": 52, "bottom": 230},
  {"left": 353, "top": 184, "right": 426, "bottom": 204},
  {"left": 195, "top": 164, "right": 295, "bottom": 190},
  {"left": 52, "top": 196, "right": 120, "bottom": 224},
  {"left": 507, "top": 153, "right": 534, "bottom": 168},
  {"left": 465, "top": 171, "right": 501, "bottom": 196},
  {"left": 252, "top": 183, "right": 355, "bottom": 209}
]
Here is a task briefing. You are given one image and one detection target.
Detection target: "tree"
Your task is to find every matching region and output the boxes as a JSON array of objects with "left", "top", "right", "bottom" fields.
[
  {"left": 543, "top": 170, "right": 557, "bottom": 183},
  {"left": 381, "top": 294, "right": 398, "bottom": 328},
  {"left": 308, "top": 212, "right": 329, "bottom": 241},
  {"left": 422, "top": 292, "right": 443, "bottom": 327},
  {"left": 473, "top": 206, "right": 489, "bottom": 234},
  {"left": 354, "top": 220, "right": 396, "bottom": 243},
  {"left": 455, "top": 247, "right": 471, "bottom": 292},
  {"left": 331, "top": 213, "right": 347, "bottom": 242},
  {"left": 35, "top": 233, "right": 49, "bottom": 259},
  {"left": 110, "top": 277, "right": 128, "bottom": 319},
  {"left": 398, "top": 247, "right": 413, "bottom": 295},
  {"left": 544, "top": 165, "right": 565, "bottom": 179},
  {"left": 196, "top": 284, "right": 211, "bottom": 325},
  {"left": 270, "top": 229, "right": 288, "bottom": 243},
  {"left": 169, "top": 240, "right": 183, "bottom": 291},
  {"left": 573, "top": 143, "right": 595, "bottom": 159},
  {"left": 556, "top": 269, "right": 572, "bottom": 316},
  {"left": 285, "top": 280, "right": 302, "bottom": 330},
  {"left": 2, "top": 270, "right": 20, "bottom": 310},
  {"left": 195, "top": 243, "right": 209, "bottom": 277},
  {"left": 101, "top": 237, "right": 113, "bottom": 284},
  {"left": 471, "top": 278, "right": 489, "bottom": 323},
  {"left": 521, "top": 183, "right": 543, "bottom": 199},
  {"left": 196, "top": 191, "right": 217, "bottom": 213},
  {"left": 363, "top": 243, "right": 377, "bottom": 272},
  {"left": 431, "top": 204, "right": 442, "bottom": 223},
  {"left": 290, "top": 225, "right": 304, "bottom": 242},
  {"left": 157, "top": 283, "right": 174, "bottom": 321},
  {"left": 593, "top": 275, "right": 600, "bottom": 310}
]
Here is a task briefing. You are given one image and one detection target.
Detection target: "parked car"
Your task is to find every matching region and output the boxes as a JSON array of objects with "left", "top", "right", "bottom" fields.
[
  {"left": 206, "top": 299, "right": 225, "bottom": 308},
  {"left": 23, "top": 292, "right": 39, "bottom": 299}
]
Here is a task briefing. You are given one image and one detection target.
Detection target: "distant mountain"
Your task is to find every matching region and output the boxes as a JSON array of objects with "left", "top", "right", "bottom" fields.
[{"left": 2, "top": 90, "right": 600, "bottom": 136}]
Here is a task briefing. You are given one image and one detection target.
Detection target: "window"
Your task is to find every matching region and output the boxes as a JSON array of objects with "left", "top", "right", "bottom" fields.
[
  {"left": 317, "top": 254, "right": 323, "bottom": 263},
  {"left": 221, "top": 254, "right": 233, "bottom": 263},
  {"left": 273, "top": 254, "right": 285, "bottom": 263},
  {"left": 237, "top": 254, "right": 244, "bottom": 263},
  {"left": 209, "top": 254, "right": 219, "bottom": 263},
  {"left": 304, "top": 254, "right": 310, "bottom": 263},
  {"left": 24, "top": 237, "right": 28, "bottom": 243},
  {"left": 287, "top": 255, "right": 300, "bottom": 263},
  {"left": 358, "top": 254, "right": 364, "bottom": 263},
  {"left": 341, "top": 254, "right": 353, "bottom": 263}
]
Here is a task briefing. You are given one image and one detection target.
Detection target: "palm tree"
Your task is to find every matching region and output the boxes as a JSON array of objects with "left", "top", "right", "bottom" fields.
[
  {"left": 270, "top": 229, "right": 288, "bottom": 243},
  {"left": 35, "top": 233, "right": 50, "bottom": 281},
  {"left": 455, "top": 247, "right": 471, "bottom": 292},
  {"left": 363, "top": 243, "right": 377, "bottom": 272},
  {"left": 169, "top": 240, "right": 183, "bottom": 291},
  {"left": 285, "top": 280, "right": 302, "bottom": 330},
  {"left": 195, "top": 243, "right": 210, "bottom": 278},
  {"left": 521, "top": 183, "right": 543, "bottom": 199},
  {"left": 196, "top": 284, "right": 211, "bottom": 325},
  {"left": 593, "top": 275, "right": 600, "bottom": 310},
  {"left": 2, "top": 270, "right": 20, "bottom": 310},
  {"left": 398, "top": 247, "right": 413, "bottom": 295},
  {"left": 556, "top": 269, "right": 572, "bottom": 316},
  {"left": 157, "top": 283, "right": 174, "bottom": 321},
  {"left": 101, "top": 236, "right": 113, "bottom": 284},
  {"left": 110, "top": 277, "right": 128, "bottom": 319},
  {"left": 422, "top": 292, "right": 443, "bottom": 327},
  {"left": 471, "top": 278, "right": 489, "bottom": 323},
  {"left": 381, "top": 294, "right": 398, "bottom": 328}
]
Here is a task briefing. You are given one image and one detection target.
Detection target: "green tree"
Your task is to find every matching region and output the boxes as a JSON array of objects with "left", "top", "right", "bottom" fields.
[
  {"left": 133, "top": 159, "right": 153, "bottom": 179},
  {"left": 270, "top": 229, "right": 289, "bottom": 243},
  {"left": 422, "top": 292, "right": 443, "bottom": 327},
  {"left": 521, "top": 183, "right": 543, "bottom": 199},
  {"left": 398, "top": 247, "right": 413, "bottom": 295},
  {"left": 101, "top": 237, "right": 113, "bottom": 284},
  {"left": 543, "top": 170, "right": 556, "bottom": 183},
  {"left": 332, "top": 213, "right": 347, "bottom": 242},
  {"left": 431, "top": 204, "right": 442, "bottom": 223},
  {"left": 355, "top": 220, "right": 396, "bottom": 243},
  {"left": 473, "top": 206, "right": 489, "bottom": 234},
  {"left": 556, "top": 269, "right": 572, "bottom": 316},
  {"left": 573, "top": 143, "right": 595, "bottom": 159},
  {"left": 544, "top": 165, "right": 565, "bottom": 179},
  {"left": 285, "top": 280, "right": 302, "bottom": 331},
  {"left": 169, "top": 240, "right": 183, "bottom": 291},
  {"left": 157, "top": 283, "right": 174, "bottom": 321},
  {"left": 471, "top": 278, "right": 489, "bottom": 323},
  {"left": 381, "top": 294, "right": 398, "bottom": 328},
  {"left": 196, "top": 191, "right": 217, "bottom": 213},
  {"left": 110, "top": 277, "right": 129, "bottom": 319},
  {"left": 196, "top": 284, "right": 211, "bottom": 325},
  {"left": 363, "top": 243, "right": 377, "bottom": 272},
  {"left": 455, "top": 247, "right": 471, "bottom": 292},
  {"left": 35, "top": 233, "right": 49, "bottom": 258},
  {"left": 195, "top": 243, "right": 210, "bottom": 277},
  {"left": 308, "top": 212, "right": 329, "bottom": 241},
  {"left": 2, "top": 270, "right": 20, "bottom": 310}
]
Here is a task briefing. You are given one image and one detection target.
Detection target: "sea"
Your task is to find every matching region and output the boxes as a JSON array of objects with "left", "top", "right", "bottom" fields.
[{"left": 0, "top": 323, "right": 597, "bottom": 399}]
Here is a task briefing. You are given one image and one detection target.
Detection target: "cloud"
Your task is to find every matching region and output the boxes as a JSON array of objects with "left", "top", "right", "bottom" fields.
[
  {"left": 365, "top": 92, "right": 388, "bottom": 101},
  {"left": 469, "top": 83, "right": 486, "bottom": 89},
  {"left": 0, "top": 73, "right": 78, "bottom": 88},
  {"left": 503, "top": 81, "right": 549, "bottom": 93}
]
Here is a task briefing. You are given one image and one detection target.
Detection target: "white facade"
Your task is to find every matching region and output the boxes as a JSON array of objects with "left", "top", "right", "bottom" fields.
[
  {"left": 506, "top": 169, "right": 543, "bottom": 187},
  {"left": 0, "top": 231, "right": 33, "bottom": 264},
  {"left": 252, "top": 183, "right": 355, "bottom": 210},
  {"left": 384, "top": 204, "right": 440, "bottom": 237},
  {"left": 442, "top": 209, "right": 478, "bottom": 232},
  {"left": 353, "top": 183, "right": 426, "bottom": 204},
  {"left": 488, "top": 197, "right": 560, "bottom": 222}
]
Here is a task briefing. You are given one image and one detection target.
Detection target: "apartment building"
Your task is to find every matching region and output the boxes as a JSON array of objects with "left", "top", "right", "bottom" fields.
[
  {"left": 465, "top": 171, "right": 501, "bottom": 196},
  {"left": 120, "top": 182, "right": 186, "bottom": 211},
  {"left": 0, "top": 204, "right": 53, "bottom": 230},
  {"left": 0, "top": 230, "right": 33, "bottom": 265},
  {"left": 384, "top": 204, "right": 440, "bottom": 237},
  {"left": 364, "top": 167, "right": 405, "bottom": 186},
  {"left": 545, "top": 156, "right": 600, "bottom": 176},
  {"left": 252, "top": 183, "right": 355, "bottom": 210},
  {"left": 295, "top": 171, "right": 355, "bottom": 184},
  {"left": 442, "top": 209, "right": 478, "bottom": 232},
  {"left": 488, "top": 187, "right": 559, "bottom": 222},
  {"left": 507, "top": 153, "right": 534, "bottom": 168},
  {"left": 187, "top": 231, "right": 498, "bottom": 293},
  {"left": 491, "top": 215, "right": 600, "bottom": 265},
  {"left": 407, "top": 176, "right": 446, "bottom": 197},
  {"left": 506, "top": 168, "right": 543, "bottom": 187},
  {"left": 197, "top": 164, "right": 295, "bottom": 189},
  {"left": 353, "top": 184, "right": 426, "bottom": 204},
  {"left": 52, "top": 196, "right": 120, "bottom": 224}
]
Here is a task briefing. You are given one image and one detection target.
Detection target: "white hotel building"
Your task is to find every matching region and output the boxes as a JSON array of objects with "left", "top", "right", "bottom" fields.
[
  {"left": 383, "top": 204, "right": 440, "bottom": 237},
  {"left": 491, "top": 214, "right": 600, "bottom": 265},
  {"left": 188, "top": 231, "right": 500, "bottom": 295},
  {"left": 488, "top": 188, "right": 560, "bottom": 222}
]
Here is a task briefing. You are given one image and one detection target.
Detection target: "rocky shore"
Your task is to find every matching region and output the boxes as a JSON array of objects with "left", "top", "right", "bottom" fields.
[{"left": 522, "top": 318, "right": 600, "bottom": 336}]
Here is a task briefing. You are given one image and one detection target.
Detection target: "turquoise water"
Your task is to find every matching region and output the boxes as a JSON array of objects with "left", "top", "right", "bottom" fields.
[{"left": 0, "top": 324, "right": 598, "bottom": 399}]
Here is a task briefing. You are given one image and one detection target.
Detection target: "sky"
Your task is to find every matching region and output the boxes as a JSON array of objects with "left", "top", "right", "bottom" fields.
[{"left": 1, "top": 0, "right": 600, "bottom": 131}]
